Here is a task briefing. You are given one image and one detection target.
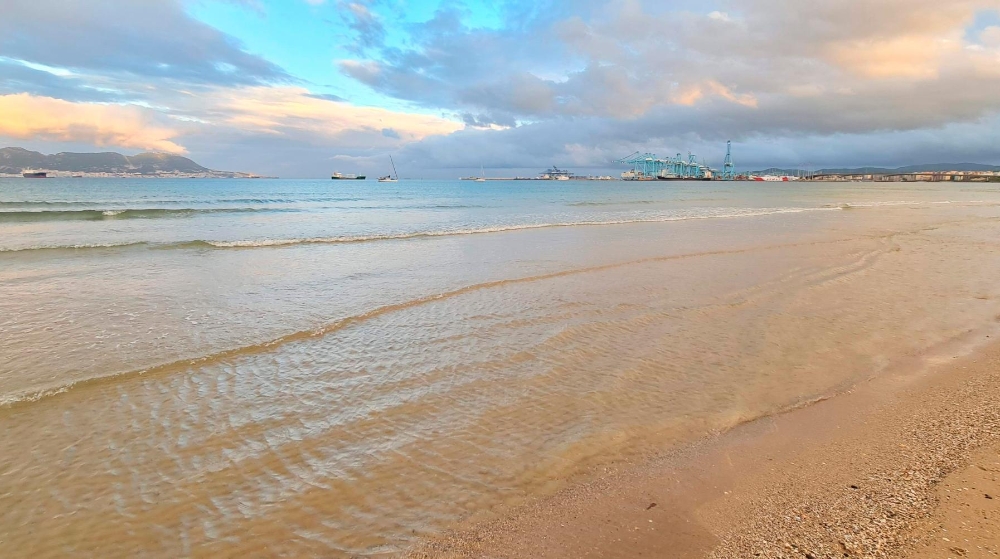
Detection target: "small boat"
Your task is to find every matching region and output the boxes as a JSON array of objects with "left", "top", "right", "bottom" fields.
[
  {"left": 22, "top": 170, "right": 47, "bottom": 178},
  {"left": 331, "top": 172, "right": 366, "bottom": 180},
  {"left": 474, "top": 165, "right": 486, "bottom": 182},
  {"left": 378, "top": 156, "right": 399, "bottom": 183}
]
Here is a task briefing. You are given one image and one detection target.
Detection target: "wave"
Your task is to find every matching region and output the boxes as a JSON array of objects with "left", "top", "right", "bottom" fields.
[
  {"left": 334, "top": 204, "right": 486, "bottom": 210},
  {"left": 822, "top": 200, "right": 1000, "bottom": 210},
  {"left": 0, "top": 241, "right": 150, "bottom": 253},
  {"left": 0, "top": 207, "right": 297, "bottom": 222},
  {"left": 0, "top": 206, "right": 840, "bottom": 254},
  {"left": 181, "top": 207, "right": 839, "bottom": 249},
  {"left": 427, "top": 204, "right": 485, "bottom": 209},
  {"left": 0, "top": 238, "right": 818, "bottom": 410},
  {"left": 0, "top": 201, "right": 109, "bottom": 208},
  {"left": 0, "top": 270, "right": 593, "bottom": 409},
  {"left": 568, "top": 200, "right": 657, "bottom": 207},
  {"left": 0, "top": 197, "right": 360, "bottom": 207}
]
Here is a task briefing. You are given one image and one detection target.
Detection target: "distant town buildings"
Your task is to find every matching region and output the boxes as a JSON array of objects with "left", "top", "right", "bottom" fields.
[{"left": 809, "top": 170, "right": 1000, "bottom": 182}]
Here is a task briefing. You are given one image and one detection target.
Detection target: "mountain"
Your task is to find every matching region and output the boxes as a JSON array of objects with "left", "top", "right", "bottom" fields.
[
  {"left": 0, "top": 147, "right": 261, "bottom": 177},
  {"left": 750, "top": 163, "right": 1000, "bottom": 175}
]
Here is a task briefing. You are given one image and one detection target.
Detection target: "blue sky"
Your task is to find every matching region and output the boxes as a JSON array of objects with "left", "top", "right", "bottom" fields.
[
  {"left": 187, "top": 0, "right": 515, "bottom": 110},
  {"left": 2, "top": 0, "right": 1000, "bottom": 177}
]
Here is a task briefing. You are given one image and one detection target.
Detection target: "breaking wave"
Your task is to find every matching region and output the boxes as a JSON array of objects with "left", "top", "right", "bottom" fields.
[
  {"left": 0, "top": 207, "right": 297, "bottom": 222},
  {"left": 0, "top": 241, "right": 151, "bottom": 253},
  {"left": 1, "top": 206, "right": 840, "bottom": 253}
]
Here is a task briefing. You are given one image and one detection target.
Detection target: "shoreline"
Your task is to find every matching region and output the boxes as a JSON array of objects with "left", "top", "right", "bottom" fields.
[
  {"left": 407, "top": 326, "right": 1000, "bottom": 558},
  {"left": 7, "top": 189, "right": 1000, "bottom": 557}
]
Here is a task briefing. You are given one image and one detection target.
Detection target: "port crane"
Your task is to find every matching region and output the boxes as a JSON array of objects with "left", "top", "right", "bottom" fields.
[
  {"left": 722, "top": 141, "right": 735, "bottom": 181},
  {"left": 615, "top": 151, "right": 716, "bottom": 180}
]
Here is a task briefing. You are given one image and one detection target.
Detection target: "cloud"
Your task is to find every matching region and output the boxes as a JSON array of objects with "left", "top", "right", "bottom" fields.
[
  {"left": 0, "top": 94, "right": 186, "bottom": 153},
  {"left": 0, "top": 0, "right": 287, "bottom": 85},
  {"left": 385, "top": 108, "right": 1000, "bottom": 176},
  {"left": 983, "top": 25, "right": 1000, "bottom": 47},
  {"left": 201, "top": 86, "right": 462, "bottom": 144},
  {"left": 672, "top": 81, "right": 758, "bottom": 108},
  {"left": 4, "top": 0, "right": 1000, "bottom": 177},
  {"left": 0, "top": 59, "right": 126, "bottom": 103},
  {"left": 336, "top": 0, "right": 1000, "bottom": 129},
  {"left": 305, "top": 92, "right": 347, "bottom": 102},
  {"left": 826, "top": 34, "right": 961, "bottom": 79},
  {"left": 339, "top": 1, "right": 385, "bottom": 53},
  {"left": 461, "top": 111, "right": 517, "bottom": 129}
]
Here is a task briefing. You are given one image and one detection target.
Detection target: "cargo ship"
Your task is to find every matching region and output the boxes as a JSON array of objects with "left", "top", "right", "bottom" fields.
[
  {"left": 331, "top": 172, "right": 366, "bottom": 180},
  {"left": 750, "top": 175, "right": 798, "bottom": 182},
  {"left": 22, "top": 170, "right": 47, "bottom": 178},
  {"left": 657, "top": 173, "right": 713, "bottom": 181}
]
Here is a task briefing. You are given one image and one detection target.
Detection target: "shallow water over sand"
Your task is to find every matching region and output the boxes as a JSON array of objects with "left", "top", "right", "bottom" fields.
[{"left": 2, "top": 179, "right": 1000, "bottom": 556}]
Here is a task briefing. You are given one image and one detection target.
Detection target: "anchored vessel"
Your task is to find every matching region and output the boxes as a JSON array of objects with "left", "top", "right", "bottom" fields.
[
  {"left": 22, "top": 170, "right": 47, "bottom": 178},
  {"left": 378, "top": 156, "right": 399, "bottom": 182},
  {"left": 331, "top": 173, "right": 366, "bottom": 180}
]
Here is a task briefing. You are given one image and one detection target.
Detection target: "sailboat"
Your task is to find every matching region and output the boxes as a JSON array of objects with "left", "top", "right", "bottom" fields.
[
  {"left": 474, "top": 165, "right": 486, "bottom": 182},
  {"left": 378, "top": 156, "right": 399, "bottom": 183}
]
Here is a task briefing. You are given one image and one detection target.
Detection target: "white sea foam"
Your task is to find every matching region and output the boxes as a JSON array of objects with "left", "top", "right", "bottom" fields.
[{"left": 0, "top": 241, "right": 149, "bottom": 253}]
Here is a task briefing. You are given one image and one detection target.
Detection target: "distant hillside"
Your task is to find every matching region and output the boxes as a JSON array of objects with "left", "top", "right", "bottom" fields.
[
  {"left": 751, "top": 163, "right": 1000, "bottom": 175},
  {"left": 0, "top": 147, "right": 260, "bottom": 177}
]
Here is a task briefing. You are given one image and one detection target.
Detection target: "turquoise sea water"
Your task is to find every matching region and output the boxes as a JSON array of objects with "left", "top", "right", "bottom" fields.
[{"left": 0, "top": 178, "right": 852, "bottom": 252}]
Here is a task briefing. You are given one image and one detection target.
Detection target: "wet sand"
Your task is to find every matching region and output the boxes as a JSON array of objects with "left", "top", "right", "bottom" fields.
[
  {"left": 409, "top": 330, "right": 1000, "bottom": 558},
  {"left": 7, "top": 182, "right": 1000, "bottom": 556}
]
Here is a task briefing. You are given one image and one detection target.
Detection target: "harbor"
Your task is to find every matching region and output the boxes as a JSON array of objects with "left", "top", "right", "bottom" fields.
[
  {"left": 461, "top": 166, "right": 615, "bottom": 181},
  {"left": 461, "top": 142, "right": 737, "bottom": 182}
]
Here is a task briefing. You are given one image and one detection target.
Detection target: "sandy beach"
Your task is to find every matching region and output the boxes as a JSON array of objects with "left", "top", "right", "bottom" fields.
[
  {"left": 5, "top": 180, "right": 1000, "bottom": 557},
  {"left": 6, "top": 0, "right": 1000, "bottom": 556},
  {"left": 409, "top": 330, "right": 1000, "bottom": 558}
]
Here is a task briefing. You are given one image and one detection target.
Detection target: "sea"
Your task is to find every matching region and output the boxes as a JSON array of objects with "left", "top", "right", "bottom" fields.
[{"left": 3, "top": 178, "right": 1000, "bottom": 556}]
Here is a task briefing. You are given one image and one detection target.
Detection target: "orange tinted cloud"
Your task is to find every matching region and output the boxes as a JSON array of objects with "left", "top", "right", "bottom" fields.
[
  {"left": 0, "top": 94, "right": 185, "bottom": 153},
  {"left": 672, "top": 81, "right": 758, "bottom": 108},
  {"left": 215, "top": 86, "right": 462, "bottom": 141},
  {"left": 827, "top": 35, "right": 961, "bottom": 79}
]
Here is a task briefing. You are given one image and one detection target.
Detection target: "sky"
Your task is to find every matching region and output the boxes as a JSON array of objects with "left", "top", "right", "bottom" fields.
[{"left": 2, "top": 0, "right": 1000, "bottom": 177}]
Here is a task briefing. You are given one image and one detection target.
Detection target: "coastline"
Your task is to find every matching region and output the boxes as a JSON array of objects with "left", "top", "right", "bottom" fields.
[{"left": 408, "top": 326, "right": 1000, "bottom": 558}]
